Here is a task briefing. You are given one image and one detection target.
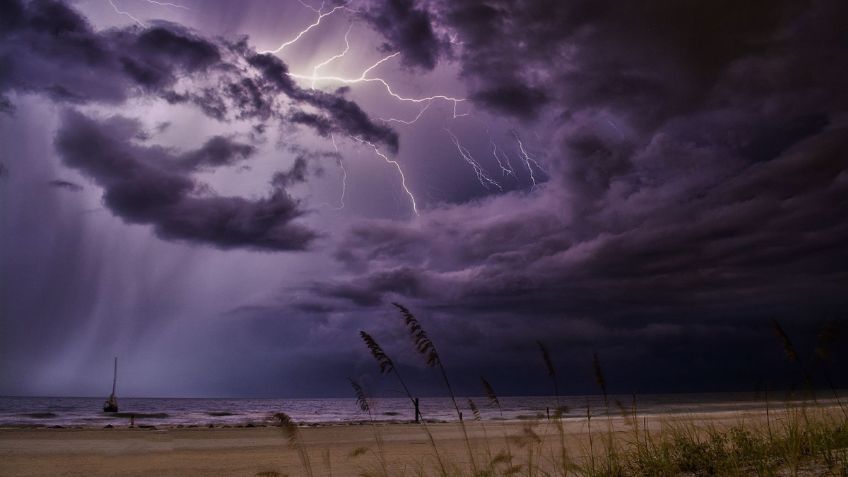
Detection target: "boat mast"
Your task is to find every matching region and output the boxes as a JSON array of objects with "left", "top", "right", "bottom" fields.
[{"left": 111, "top": 357, "right": 117, "bottom": 397}]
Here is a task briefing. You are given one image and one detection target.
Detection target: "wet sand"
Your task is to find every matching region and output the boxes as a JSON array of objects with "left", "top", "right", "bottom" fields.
[{"left": 0, "top": 410, "right": 808, "bottom": 476}]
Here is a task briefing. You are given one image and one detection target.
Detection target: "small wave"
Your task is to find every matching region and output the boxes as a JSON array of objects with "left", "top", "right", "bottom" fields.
[
  {"left": 207, "top": 411, "right": 234, "bottom": 416},
  {"left": 22, "top": 412, "right": 57, "bottom": 419},
  {"left": 110, "top": 412, "right": 169, "bottom": 419}
]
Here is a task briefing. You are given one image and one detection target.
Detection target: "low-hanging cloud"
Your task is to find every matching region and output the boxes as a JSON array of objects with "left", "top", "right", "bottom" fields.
[{"left": 55, "top": 109, "right": 316, "bottom": 251}]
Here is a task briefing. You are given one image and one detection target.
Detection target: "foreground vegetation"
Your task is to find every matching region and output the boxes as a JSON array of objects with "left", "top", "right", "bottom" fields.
[{"left": 268, "top": 305, "right": 845, "bottom": 476}]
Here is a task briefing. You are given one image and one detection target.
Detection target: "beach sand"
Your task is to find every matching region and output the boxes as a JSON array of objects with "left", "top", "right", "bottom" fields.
[{"left": 0, "top": 410, "right": 800, "bottom": 476}]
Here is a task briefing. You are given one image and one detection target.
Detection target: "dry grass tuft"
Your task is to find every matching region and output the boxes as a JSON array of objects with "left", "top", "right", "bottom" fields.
[
  {"left": 592, "top": 353, "right": 607, "bottom": 399},
  {"left": 274, "top": 412, "right": 314, "bottom": 477},
  {"left": 481, "top": 377, "right": 500, "bottom": 409},
  {"left": 394, "top": 302, "right": 441, "bottom": 367},
  {"left": 537, "top": 340, "right": 556, "bottom": 379},
  {"left": 349, "top": 378, "right": 371, "bottom": 415},
  {"left": 468, "top": 399, "right": 482, "bottom": 422},
  {"left": 771, "top": 319, "right": 799, "bottom": 363},
  {"left": 360, "top": 331, "right": 394, "bottom": 374},
  {"left": 348, "top": 447, "right": 369, "bottom": 458}
]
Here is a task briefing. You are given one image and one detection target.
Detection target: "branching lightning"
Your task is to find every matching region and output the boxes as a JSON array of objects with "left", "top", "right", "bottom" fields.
[
  {"left": 289, "top": 53, "right": 467, "bottom": 113},
  {"left": 105, "top": 0, "right": 526, "bottom": 215},
  {"left": 491, "top": 139, "right": 516, "bottom": 178},
  {"left": 512, "top": 131, "right": 546, "bottom": 191},
  {"left": 479, "top": 124, "right": 517, "bottom": 178},
  {"left": 379, "top": 100, "right": 433, "bottom": 125},
  {"left": 444, "top": 128, "right": 502, "bottom": 191},
  {"left": 107, "top": 0, "right": 189, "bottom": 26},
  {"left": 310, "top": 24, "right": 353, "bottom": 90},
  {"left": 296, "top": 0, "right": 322, "bottom": 14},
  {"left": 260, "top": 3, "right": 351, "bottom": 55},
  {"left": 349, "top": 136, "right": 418, "bottom": 215},
  {"left": 108, "top": 0, "right": 145, "bottom": 26}
]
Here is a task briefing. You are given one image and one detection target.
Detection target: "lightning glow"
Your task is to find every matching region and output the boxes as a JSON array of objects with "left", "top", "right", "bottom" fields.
[
  {"left": 310, "top": 24, "right": 353, "bottom": 90},
  {"left": 349, "top": 136, "right": 418, "bottom": 215},
  {"left": 289, "top": 53, "right": 467, "bottom": 112},
  {"left": 266, "top": 15, "right": 477, "bottom": 213},
  {"left": 444, "top": 128, "right": 502, "bottom": 191}
]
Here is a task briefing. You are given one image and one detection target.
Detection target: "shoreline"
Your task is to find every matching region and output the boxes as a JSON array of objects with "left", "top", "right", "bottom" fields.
[
  {"left": 2, "top": 406, "right": 842, "bottom": 476},
  {"left": 0, "top": 396, "right": 841, "bottom": 431}
]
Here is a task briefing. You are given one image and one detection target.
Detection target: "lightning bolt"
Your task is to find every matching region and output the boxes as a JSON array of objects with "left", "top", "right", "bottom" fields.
[
  {"left": 330, "top": 133, "right": 346, "bottom": 210},
  {"left": 296, "top": 0, "right": 322, "bottom": 13},
  {"left": 512, "top": 131, "right": 545, "bottom": 191},
  {"left": 310, "top": 23, "right": 353, "bottom": 90},
  {"left": 349, "top": 136, "right": 418, "bottom": 215},
  {"left": 491, "top": 140, "right": 516, "bottom": 178},
  {"left": 107, "top": 0, "right": 145, "bottom": 26},
  {"left": 143, "top": 0, "right": 189, "bottom": 10},
  {"left": 444, "top": 128, "right": 502, "bottom": 191},
  {"left": 260, "top": 3, "right": 350, "bottom": 55},
  {"left": 289, "top": 53, "right": 466, "bottom": 113},
  {"left": 263, "top": 13, "right": 475, "bottom": 213},
  {"left": 479, "top": 124, "right": 517, "bottom": 178},
  {"left": 107, "top": 0, "right": 189, "bottom": 26},
  {"left": 379, "top": 100, "right": 433, "bottom": 125}
]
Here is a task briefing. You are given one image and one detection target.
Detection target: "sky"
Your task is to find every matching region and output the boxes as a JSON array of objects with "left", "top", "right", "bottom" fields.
[{"left": 0, "top": 0, "right": 846, "bottom": 399}]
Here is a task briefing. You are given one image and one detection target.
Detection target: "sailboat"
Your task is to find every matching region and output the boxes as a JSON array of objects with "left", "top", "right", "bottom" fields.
[{"left": 103, "top": 357, "right": 118, "bottom": 412}]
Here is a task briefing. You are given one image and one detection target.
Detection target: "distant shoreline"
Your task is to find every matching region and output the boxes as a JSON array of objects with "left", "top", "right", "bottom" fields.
[{"left": 0, "top": 397, "right": 842, "bottom": 430}]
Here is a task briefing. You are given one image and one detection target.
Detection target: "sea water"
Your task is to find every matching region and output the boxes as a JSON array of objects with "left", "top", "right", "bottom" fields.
[{"left": 0, "top": 392, "right": 820, "bottom": 428}]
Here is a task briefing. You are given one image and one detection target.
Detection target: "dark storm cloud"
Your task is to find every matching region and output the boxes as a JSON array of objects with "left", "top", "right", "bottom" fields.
[
  {"left": 271, "top": 156, "right": 308, "bottom": 188},
  {"left": 415, "top": 0, "right": 841, "bottom": 123},
  {"left": 361, "top": 0, "right": 448, "bottom": 71},
  {"left": 48, "top": 179, "right": 83, "bottom": 191},
  {"left": 0, "top": 95, "right": 13, "bottom": 114},
  {"left": 180, "top": 136, "right": 255, "bottom": 170},
  {"left": 237, "top": 48, "right": 399, "bottom": 149},
  {"left": 469, "top": 85, "right": 548, "bottom": 121},
  {"left": 54, "top": 109, "right": 315, "bottom": 251},
  {"left": 285, "top": 0, "right": 848, "bottom": 392},
  {"left": 298, "top": 90, "right": 400, "bottom": 153},
  {"left": 0, "top": 0, "right": 218, "bottom": 104},
  {"left": 314, "top": 266, "right": 431, "bottom": 307},
  {"left": 4, "top": 0, "right": 848, "bottom": 398}
]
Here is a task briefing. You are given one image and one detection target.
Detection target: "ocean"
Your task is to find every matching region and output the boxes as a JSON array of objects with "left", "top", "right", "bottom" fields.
[{"left": 0, "top": 392, "right": 816, "bottom": 428}]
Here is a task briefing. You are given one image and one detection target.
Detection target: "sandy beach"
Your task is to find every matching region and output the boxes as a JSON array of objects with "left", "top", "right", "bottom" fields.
[{"left": 0, "top": 410, "right": 787, "bottom": 477}]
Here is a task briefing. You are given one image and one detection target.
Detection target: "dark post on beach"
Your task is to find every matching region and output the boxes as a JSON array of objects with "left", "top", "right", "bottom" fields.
[{"left": 414, "top": 398, "right": 420, "bottom": 423}]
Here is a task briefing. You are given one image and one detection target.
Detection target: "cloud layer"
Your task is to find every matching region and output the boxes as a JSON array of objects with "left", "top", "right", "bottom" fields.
[
  {"left": 0, "top": 0, "right": 402, "bottom": 250},
  {"left": 1, "top": 0, "right": 846, "bottom": 396}
]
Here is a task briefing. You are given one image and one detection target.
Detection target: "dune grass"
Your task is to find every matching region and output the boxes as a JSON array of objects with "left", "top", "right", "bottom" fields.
[{"left": 266, "top": 307, "right": 845, "bottom": 477}]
